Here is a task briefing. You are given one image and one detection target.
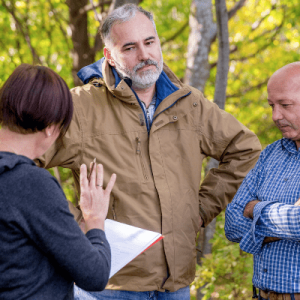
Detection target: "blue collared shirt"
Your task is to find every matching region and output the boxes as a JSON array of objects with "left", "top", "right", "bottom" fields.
[
  {"left": 140, "top": 94, "right": 157, "bottom": 128},
  {"left": 225, "top": 138, "right": 300, "bottom": 293}
]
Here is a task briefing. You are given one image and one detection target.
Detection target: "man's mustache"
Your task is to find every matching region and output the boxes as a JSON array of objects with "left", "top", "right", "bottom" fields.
[
  {"left": 134, "top": 60, "right": 159, "bottom": 72},
  {"left": 275, "top": 119, "right": 297, "bottom": 129}
]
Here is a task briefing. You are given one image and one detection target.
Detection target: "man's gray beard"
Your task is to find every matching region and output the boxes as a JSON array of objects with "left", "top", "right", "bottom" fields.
[{"left": 113, "top": 56, "right": 163, "bottom": 90}]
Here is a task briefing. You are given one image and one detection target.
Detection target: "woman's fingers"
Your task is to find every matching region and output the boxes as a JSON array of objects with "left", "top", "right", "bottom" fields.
[
  {"left": 88, "top": 159, "right": 97, "bottom": 186},
  {"left": 105, "top": 173, "right": 117, "bottom": 195},
  {"left": 79, "top": 161, "right": 116, "bottom": 231},
  {"left": 80, "top": 164, "right": 88, "bottom": 190},
  {"left": 81, "top": 160, "right": 116, "bottom": 194},
  {"left": 96, "top": 164, "right": 104, "bottom": 188}
]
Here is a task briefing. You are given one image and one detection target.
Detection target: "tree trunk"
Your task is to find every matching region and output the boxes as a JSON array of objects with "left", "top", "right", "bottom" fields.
[
  {"left": 184, "top": 0, "right": 229, "bottom": 299},
  {"left": 197, "top": 1, "right": 229, "bottom": 298},
  {"left": 67, "top": 0, "right": 95, "bottom": 86},
  {"left": 184, "top": 0, "right": 216, "bottom": 92},
  {"left": 214, "top": 0, "right": 229, "bottom": 110}
]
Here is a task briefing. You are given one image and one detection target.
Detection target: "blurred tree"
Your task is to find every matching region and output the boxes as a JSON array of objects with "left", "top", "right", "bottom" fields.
[{"left": 183, "top": 0, "right": 231, "bottom": 298}]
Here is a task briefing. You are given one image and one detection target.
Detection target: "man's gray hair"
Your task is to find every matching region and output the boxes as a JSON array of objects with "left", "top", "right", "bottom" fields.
[{"left": 100, "top": 4, "right": 157, "bottom": 48}]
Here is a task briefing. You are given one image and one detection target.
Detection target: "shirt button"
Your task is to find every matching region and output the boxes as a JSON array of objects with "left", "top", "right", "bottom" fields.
[
  {"left": 263, "top": 269, "right": 267, "bottom": 273},
  {"left": 284, "top": 178, "right": 288, "bottom": 182},
  {"left": 193, "top": 102, "right": 198, "bottom": 107},
  {"left": 173, "top": 116, "right": 178, "bottom": 121}
]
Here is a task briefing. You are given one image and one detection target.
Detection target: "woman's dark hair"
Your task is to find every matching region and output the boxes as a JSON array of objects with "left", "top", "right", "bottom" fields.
[{"left": 0, "top": 64, "right": 73, "bottom": 135}]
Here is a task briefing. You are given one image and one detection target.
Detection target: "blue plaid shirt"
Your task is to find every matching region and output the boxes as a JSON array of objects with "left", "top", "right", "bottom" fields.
[{"left": 225, "top": 138, "right": 300, "bottom": 293}]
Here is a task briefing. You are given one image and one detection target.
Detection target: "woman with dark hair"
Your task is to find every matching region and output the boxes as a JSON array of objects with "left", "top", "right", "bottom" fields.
[{"left": 0, "top": 64, "right": 116, "bottom": 300}]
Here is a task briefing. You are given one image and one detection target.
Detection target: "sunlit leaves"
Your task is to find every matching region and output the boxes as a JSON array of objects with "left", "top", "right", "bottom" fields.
[
  {"left": 0, "top": 0, "right": 72, "bottom": 86},
  {"left": 191, "top": 212, "right": 254, "bottom": 299}
]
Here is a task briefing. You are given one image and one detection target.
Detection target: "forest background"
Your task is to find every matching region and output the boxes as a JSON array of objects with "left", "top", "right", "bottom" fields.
[{"left": 0, "top": 0, "right": 299, "bottom": 299}]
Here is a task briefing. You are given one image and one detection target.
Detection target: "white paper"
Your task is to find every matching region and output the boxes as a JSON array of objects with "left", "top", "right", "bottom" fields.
[{"left": 105, "top": 219, "right": 162, "bottom": 278}]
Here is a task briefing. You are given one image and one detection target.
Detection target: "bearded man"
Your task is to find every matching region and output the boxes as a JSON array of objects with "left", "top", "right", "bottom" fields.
[{"left": 38, "top": 4, "right": 261, "bottom": 300}]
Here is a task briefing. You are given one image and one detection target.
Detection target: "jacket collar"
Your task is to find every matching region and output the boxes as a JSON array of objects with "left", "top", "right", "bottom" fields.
[
  {"left": 77, "top": 58, "right": 181, "bottom": 107},
  {"left": 77, "top": 57, "right": 105, "bottom": 84}
]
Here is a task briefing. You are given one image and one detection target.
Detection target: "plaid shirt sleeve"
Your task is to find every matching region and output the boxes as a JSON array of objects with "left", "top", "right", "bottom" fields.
[
  {"left": 253, "top": 202, "right": 300, "bottom": 241},
  {"left": 225, "top": 151, "right": 266, "bottom": 254}
]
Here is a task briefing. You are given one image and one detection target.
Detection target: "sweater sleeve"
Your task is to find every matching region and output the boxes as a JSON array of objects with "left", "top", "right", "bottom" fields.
[{"left": 13, "top": 167, "right": 111, "bottom": 291}]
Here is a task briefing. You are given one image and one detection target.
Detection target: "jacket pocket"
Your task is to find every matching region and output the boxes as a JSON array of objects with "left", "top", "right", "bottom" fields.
[{"left": 135, "top": 136, "right": 149, "bottom": 181}]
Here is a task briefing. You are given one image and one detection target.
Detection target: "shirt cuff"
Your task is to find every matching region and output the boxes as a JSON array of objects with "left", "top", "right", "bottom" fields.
[
  {"left": 251, "top": 200, "right": 278, "bottom": 243},
  {"left": 86, "top": 228, "right": 109, "bottom": 246},
  {"left": 239, "top": 200, "right": 277, "bottom": 254}
]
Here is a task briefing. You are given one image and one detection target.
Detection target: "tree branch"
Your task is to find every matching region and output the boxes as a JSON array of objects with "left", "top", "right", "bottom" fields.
[
  {"left": 228, "top": 0, "right": 247, "bottom": 20},
  {"left": 79, "top": 0, "right": 111, "bottom": 16},
  {"left": 226, "top": 78, "right": 268, "bottom": 98},
  {"left": 93, "top": 29, "right": 104, "bottom": 53},
  {"left": 233, "top": 21, "right": 285, "bottom": 62},
  {"left": 1, "top": 0, "right": 42, "bottom": 64},
  {"left": 48, "top": 0, "right": 72, "bottom": 51},
  {"left": 161, "top": 20, "right": 189, "bottom": 46},
  {"left": 210, "top": 12, "right": 285, "bottom": 70},
  {"left": 251, "top": 3, "right": 277, "bottom": 31}
]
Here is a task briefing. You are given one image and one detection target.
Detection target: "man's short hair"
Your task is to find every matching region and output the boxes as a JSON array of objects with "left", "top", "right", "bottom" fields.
[
  {"left": 100, "top": 4, "right": 157, "bottom": 48},
  {"left": 0, "top": 64, "right": 73, "bottom": 135}
]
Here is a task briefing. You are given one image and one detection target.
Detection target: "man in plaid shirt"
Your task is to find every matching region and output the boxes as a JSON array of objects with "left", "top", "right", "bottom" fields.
[{"left": 225, "top": 62, "right": 300, "bottom": 300}]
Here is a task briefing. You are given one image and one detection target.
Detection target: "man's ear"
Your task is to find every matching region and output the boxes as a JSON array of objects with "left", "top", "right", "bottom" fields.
[{"left": 104, "top": 48, "right": 116, "bottom": 67}]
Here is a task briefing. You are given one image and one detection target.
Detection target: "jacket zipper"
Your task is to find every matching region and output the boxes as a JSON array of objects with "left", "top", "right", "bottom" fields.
[
  {"left": 136, "top": 137, "right": 148, "bottom": 180},
  {"left": 131, "top": 89, "right": 150, "bottom": 132}
]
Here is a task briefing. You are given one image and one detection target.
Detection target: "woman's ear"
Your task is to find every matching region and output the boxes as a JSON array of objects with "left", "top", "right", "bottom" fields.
[{"left": 44, "top": 124, "right": 56, "bottom": 137}]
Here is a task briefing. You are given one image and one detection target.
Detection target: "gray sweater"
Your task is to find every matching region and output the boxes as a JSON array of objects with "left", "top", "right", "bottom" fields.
[{"left": 0, "top": 152, "right": 111, "bottom": 300}]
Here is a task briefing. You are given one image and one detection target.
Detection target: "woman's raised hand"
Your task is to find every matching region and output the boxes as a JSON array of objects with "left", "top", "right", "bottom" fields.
[{"left": 80, "top": 162, "right": 116, "bottom": 232}]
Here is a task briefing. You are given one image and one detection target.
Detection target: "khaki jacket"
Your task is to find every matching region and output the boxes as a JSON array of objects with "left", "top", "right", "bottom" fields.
[{"left": 38, "top": 59, "right": 261, "bottom": 292}]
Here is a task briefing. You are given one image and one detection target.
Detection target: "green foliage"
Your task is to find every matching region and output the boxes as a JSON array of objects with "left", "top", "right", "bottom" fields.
[
  {"left": 48, "top": 167, "right": 78, "bottom": 204},
  {"left": 0, "top": 0, "right": 74, "bottom": 86},
  {"left": 190, "top": 212, "right": 253, "bottom": 299}
]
